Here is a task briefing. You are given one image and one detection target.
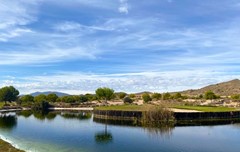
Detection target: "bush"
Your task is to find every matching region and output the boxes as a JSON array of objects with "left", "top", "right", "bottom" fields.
[
  {"left": 32, "top": 101, "right": 50, "bottom": 111},
  {"left": 204, "top": 91, "right": 218, "bottom": 100},
  {"left": 174, "top": 93, "right": 182, "bottom": 99},
  {"left": 163, "top": 93, "right": 171, "bottom": 100},
  {"left": 152, "top": 93, "right": 162, "bottom": 100},
  {"left": 123, "top": 96, "right": 133, "bottom": 103},
  {"left": 118, "top": 92, "right": 127, "bottom": 99},
  {"left": 79, "top": 95, "right": 88, "bottom": 103},
  {"left": 143, "top": 105, "right": 174, "bottom": 126},
  {"left": 129, "top": 94, "right": 136, "bottom": 98},
  {"left": 231, "top": 94, "right": 240, "bottom": 100},
  {"left": 142, "top": 93, "right": 152, "bottom": 103}
]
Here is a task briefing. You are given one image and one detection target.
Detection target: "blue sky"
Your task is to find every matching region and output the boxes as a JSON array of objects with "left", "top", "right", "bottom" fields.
[{"left": 0, "top": 0, "right": 240, "bottom": 94}]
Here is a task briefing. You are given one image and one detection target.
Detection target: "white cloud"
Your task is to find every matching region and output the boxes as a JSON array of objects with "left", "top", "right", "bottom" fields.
[
  {"left": 53, "top": 21, "right": 114, "bottom": 32},
  {"left": 119, "top": 0, "right": 129, "bottom": 14},
  {"left": 1, "top": 70, "right": 239, "bottom": 95},
  {"left": 0, "top": 28, "right": 33, "bottom": 42},
  {"left": 0, "top": 0, "right": 39, "bottom": 41},
  {"left": 0, "top": 46, "right": 97, "bottom": 65}
]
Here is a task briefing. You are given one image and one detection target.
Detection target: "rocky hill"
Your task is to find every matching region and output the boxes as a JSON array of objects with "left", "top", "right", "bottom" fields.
[{"left": 182, "top": 79, "right": 240, "bottom": 96}]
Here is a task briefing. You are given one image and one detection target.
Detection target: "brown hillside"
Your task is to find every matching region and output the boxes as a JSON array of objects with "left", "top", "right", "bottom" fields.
[{"left": 182, "top": 79, "right": 240, "bottom": 96}]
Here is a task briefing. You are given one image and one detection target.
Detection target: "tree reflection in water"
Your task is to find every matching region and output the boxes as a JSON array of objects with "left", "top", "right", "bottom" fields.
[
  {"left": 0, "top": 113, "right": 17, "bottom": 130},
  {"left": 17, "top": 110, "right": 32, "bottom": 118},
  {"left": 95, "top": 120, "right": 113, "bottom": 143},
  {"left": 93, "top": 117, "right": 174, "bottom": 140}
]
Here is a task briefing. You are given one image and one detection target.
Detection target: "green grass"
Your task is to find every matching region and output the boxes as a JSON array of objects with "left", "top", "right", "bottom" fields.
[
  {"left": 0, "top": 139, "right": 24, "bottom": 152},
  {"left": 0, "top": 102, "right": 5, "bottom": 108},
  {"left": 94, "top": 104, "right": 155, "bottom": 111},
  {"left": 172, "top": 105, "right": 238, "bottom": 112},
  {"left": 95, "top": 104, "right": 239, "bottom": 112}
]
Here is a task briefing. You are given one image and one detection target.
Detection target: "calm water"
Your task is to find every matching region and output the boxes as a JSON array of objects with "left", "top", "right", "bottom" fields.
[{"left": 0, "top": 111, "right": 240, "bottom": 152}]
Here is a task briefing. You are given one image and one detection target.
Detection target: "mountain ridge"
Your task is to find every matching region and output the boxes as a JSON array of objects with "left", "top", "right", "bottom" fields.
[{"left": 181, "top": 79, "right": 240, "bottom": 96}]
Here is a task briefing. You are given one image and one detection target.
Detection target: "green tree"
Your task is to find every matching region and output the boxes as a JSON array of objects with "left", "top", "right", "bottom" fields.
[
  {"left": 0, "top": 86, "right": 19, "bottom": 103},
  {"left": 174, "top": 93, "right": 182, "bottom": 99},
  {"left": 204, "top": 90, "right": 217, "bottom": 100},
  {"left": 118, "top": 92, "right": 127, "bottom": 99},
  {"left": 129, "top": 94, "right": 136, "bottom": 98},
  {"left": 60, "top": 96, "right": 75, "bottom": 103},
  {"left": 46, "top": 94, "right": 58, "bottom": 103},
  {"left": 34, "top": 94, "right": 47, "bottom": 103},
  {"left": 151, "top": 93, "right": 162, "bottom": 100},
  {"left": 85, "top": 94, "right": 97, "bottom": 101},
  {"left": 123, "top": 96, "right": 133, "bottom": 103},
  {"left": 95, "top": 87, "right": 114, "bottom": 103},
  {"left": 142, "top": 93, "right": 152, "bottom": 103},
  {"left": 20, "top": 95, "right": 34, "bottom": 103},
  {"left": 79, "top": 95, "right": 88, "bottom": 103},
  {"left": 199, "top": 94, "right": 204, "bottom": 99},
  {"left": 163, "top": 93, "right": 171, "bottom": 100}
]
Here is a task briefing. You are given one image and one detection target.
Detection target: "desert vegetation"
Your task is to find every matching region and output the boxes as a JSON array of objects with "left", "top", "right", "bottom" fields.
[{"left": 1, "top": 80, "right": 240, "bottom": 112}]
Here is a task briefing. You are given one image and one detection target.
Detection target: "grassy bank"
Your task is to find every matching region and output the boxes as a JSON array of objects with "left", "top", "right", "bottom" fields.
[
  {"left": 0, "top": 139, "right": 24, "bottom": 152},
  {"left": 94, "top": 104, "right": 155, "bottom": 111},
  {"left": 172, "top": 105, "right": 238, "bottom": 112},
  {"left": 95, "top": 104, "right": 239, "bottom": 112}
]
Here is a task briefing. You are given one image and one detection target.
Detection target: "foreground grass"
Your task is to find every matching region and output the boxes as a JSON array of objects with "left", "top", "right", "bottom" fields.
[
  {"left": 94, "top": 104, "right": 155, "bottom": 111},
  {"left": 172, "top": 105, "right": 238, "bottom": 112},
  {"left": 0, "top": 139, "right": 24, "bottom": 152}
]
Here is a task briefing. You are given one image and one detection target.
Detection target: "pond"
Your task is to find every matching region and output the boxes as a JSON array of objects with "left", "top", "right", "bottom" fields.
[{"left": 0, "top": 111, "right": 240, "bottom": 152}]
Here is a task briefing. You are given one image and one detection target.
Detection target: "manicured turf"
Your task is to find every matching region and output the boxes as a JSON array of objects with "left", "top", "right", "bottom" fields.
[
  {"left": 172, "top": 105, "right": 238, "bottom": 112},
  {"left": 94, "top": 104, "right": 155, "bottom": 111},
  {"left": 0, "top": 139, "right": 24, "bottom": 152},
  {"left": 95, "top": 104, "right": 239, "bottom": 112}
]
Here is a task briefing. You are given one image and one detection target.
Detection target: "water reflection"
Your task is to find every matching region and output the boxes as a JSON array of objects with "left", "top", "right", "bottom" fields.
[
  {"left": 18, "top": 110, "right": 92, "bottom": 121},
  {"left": 143, "top": 124, "right": 174, "bottom": 139},
  {"left": 60, "top": 112, "right": 92, "bottom": 120},
  {"left": 17, "top": 110, "right": 32, "bottom": 118},
  {"left": 33, "top": 111, "right": 56, "bottom": 121},
  {"left": 93, "top": 117, "right": 174, "bottom": 140},
  {"left": 0, "top": 113, "right": 17, "bottom": 130},
  {"left": 95, "top": 120, "right": 113, "bottom": 143}
]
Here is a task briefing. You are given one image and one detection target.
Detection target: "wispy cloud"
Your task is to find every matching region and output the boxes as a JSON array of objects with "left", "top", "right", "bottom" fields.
[
  {"left": 0, "top": 0, "right": 39, "bottom": 41},
  {"left": 0, "top": 0, "right": 240, "bottom": 94}
]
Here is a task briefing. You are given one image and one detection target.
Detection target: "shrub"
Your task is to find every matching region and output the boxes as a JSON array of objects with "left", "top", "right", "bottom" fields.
[
  {"left": 162, "top": 93, "right": 171, "bottom": 100},
  {"left": 143, "top": 105, "right": 174, "bottom": 126},
  {"left": 123, "top": 96, "right": 133, "bottom": 103},
  {"left": 142, "top": 93, "right": 152, "bottom": 103},
  {"left": 118, "top": 92, "right": 127, "bottom": 99},
  {"left": 151, "top": 93, "right": 162, "bottom": 100},
  {"left": 204, "top": 90, "right": 218, "bottom": 100},
  {"left": 129, "top": 94, "right": 136, "bottom": 98}
]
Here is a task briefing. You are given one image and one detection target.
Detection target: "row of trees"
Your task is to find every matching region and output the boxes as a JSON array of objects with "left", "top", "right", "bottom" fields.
[
  {"left": 0, "top": 86, "right": 223, "bottom": 105},
  {"left": 141, "top": 92, "right": 184, "bottom": 102}
]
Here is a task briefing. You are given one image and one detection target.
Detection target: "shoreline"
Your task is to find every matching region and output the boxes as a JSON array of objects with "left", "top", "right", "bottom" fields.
[
  {"left": 48, "top": 107, "right": 93, "bottom": 111},
  {"left": 0, "top": 138, "right": 25, "bottom": 152}
]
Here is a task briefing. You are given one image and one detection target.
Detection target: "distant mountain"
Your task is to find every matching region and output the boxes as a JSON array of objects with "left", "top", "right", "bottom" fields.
[
  {"left": 182, "top": 79, "right": 240, "bottom": 96},
  {"left": 135, "top": 91, "right": 153, "bottom": 95},
  {"left": 30, "top": 91, "right": 70, "bottom": 97}
]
